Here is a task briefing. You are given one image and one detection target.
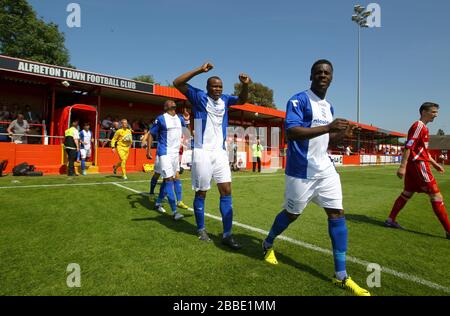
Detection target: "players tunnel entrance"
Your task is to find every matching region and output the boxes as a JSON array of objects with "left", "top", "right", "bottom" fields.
[{"left": 55, "top": 104, "right": 98, "bottom": 174}]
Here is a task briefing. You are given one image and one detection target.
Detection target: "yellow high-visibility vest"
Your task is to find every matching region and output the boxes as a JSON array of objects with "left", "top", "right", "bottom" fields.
[
  {"left": 64, "top": 127, "right": 79, "bottom": 149},
  {"left": 252, "top": 144, "right": 263, "bottom": 158}
]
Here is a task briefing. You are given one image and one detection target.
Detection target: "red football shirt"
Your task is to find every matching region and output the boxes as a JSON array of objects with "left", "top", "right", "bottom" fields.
[{"left": 405, "top": 121, "right": 430, "bottom": 162}]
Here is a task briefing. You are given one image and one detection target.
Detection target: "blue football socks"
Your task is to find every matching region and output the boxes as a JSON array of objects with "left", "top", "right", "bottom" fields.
[
  {"left": 149, "top": 175, "right": 158, "bottom": 194},
  {"left": 174, "top": 179, "right": 182, "bottom": 202},
  {"left": 193, "top": 194, "right": 205, "bottom": 231},
  {"left": 265, "top": 210, "right": 292, "bottom": 247},
  {"left": 328, "top": 217, "right": 348, "bottom": 280},
  {"left": 220, "top": 195, "right": 233, "bottom": 238}
]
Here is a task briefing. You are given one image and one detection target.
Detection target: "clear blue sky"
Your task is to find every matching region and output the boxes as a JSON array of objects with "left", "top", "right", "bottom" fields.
[{"left": 28, "top": 0, "right": 450, "bottom": 134}]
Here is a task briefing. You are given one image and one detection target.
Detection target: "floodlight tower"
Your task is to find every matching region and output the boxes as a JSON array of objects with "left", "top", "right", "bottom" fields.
[{"left": 352, "top": 5, "right": 371, "bottom": 152}]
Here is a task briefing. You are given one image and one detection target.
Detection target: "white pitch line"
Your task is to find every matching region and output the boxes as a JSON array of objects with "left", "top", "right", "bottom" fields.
[
  {"left": 3, "top": 175, "right": 449, "bottom": 293},
  {"left": 112, "top": 182, "right": 450, "bottom": 294},
  {"left": 111, "top": 182, "right": 138, "bottom": 192},
  {"left": 0, "top": 174, "right": 280, "bottom": 190}
]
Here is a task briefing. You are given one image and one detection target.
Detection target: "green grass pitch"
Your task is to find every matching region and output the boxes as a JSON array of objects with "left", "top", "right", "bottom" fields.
[{"left": 0, "top": 165, "right": 449, "bottom": 296}]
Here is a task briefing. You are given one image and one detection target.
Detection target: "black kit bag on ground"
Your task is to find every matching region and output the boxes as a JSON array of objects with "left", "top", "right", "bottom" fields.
[
  {"left": 24, "top": 165, "right": 43, "bottom": 176},
  {"left": 13, "top": 162, "right": 43, "bottom": 176},
  {"left": 12, "top": 162, "right": 30, "bottom": 176}
]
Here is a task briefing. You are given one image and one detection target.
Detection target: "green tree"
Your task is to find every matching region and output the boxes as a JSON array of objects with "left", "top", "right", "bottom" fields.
[
  {"left": 437, "top": 129, "right": 445, "bottom": 136},
  {"left": 234, "top": 82, "right": 276, "bottom": 108},
  {"left": 0, "top": 0, "right": 72, "bottom": 67},
  {"left": 132, "top": 75, "right": 156, "bottom": 84}
]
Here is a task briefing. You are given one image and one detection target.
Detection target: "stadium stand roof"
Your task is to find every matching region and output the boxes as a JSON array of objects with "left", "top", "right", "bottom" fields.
[{"left": 0, "top": 54, "right": 405, "bottom": 137}]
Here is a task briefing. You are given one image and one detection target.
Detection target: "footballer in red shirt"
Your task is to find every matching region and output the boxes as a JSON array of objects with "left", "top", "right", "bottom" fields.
[{"left": 385, "top": 102, "right": 450, "bottom": 239}]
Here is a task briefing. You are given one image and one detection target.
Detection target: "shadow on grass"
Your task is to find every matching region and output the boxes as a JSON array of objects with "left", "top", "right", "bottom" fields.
[
  {"left": 128, "top": 193, "right": 196, "bottom": 238},
  {"left": 345, "top": 214, "right": 443, "bottom": 239},
  {"left": 345, "top": 214, "right": 386, "bottom": 228},
  {"left": 210, "top": 232, "right": 331, "bottom": 283},
  {"left": 127, "top": 192, "right": 331, "bottom": 283}
]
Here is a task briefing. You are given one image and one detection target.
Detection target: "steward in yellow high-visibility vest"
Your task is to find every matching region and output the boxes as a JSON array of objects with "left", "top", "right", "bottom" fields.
[
  {"left": 252, "top": 137, "right": 263, "bottom": 173},
  {"left": 64, "top": 120, "right": 80, "bottom": 176}
]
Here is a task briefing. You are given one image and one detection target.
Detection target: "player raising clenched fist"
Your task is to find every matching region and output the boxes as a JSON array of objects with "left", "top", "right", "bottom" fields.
[{"left": 173, "top": 63, "right": 251, "bottom": 250}]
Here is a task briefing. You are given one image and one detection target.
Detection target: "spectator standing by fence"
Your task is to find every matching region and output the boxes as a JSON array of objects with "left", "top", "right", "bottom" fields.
[
  {"left": 104, "top": 121, "right": 119, "bottom": 147},
  {"left": 252, "top": 136, "right": 263, "bottom": 172},
  {"left": 231, "top": 134, "right": 239, "bottom": 171},
  {"left": 140, "top": 128, "right": 149, "bottom": 148},
  {"left": 345, "top": 145, "right": 352, "bottom": 156},
  {"left": 7, "top": 113, "right": 29, "bottom": 144}
]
